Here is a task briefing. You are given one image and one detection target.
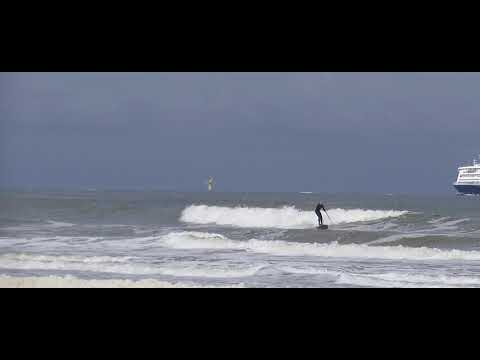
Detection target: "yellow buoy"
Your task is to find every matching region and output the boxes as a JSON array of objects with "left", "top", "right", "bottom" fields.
[{"left": 208, "top": 177, "right": 214, "bottom": 192}]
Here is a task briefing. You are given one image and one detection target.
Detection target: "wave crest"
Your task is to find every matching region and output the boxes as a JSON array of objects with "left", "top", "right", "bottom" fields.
[
  {"left": 180, "top": 205, "right": 408, "bottom": 229},
  {"left": 0, "top": 275, "right": 244, "bottom": 288},
  {"left": 157, "top": 231, "right": 480, "bottom": 261},
  {"left": 0, "top": 251, "right": 263, "bottom": 278}
]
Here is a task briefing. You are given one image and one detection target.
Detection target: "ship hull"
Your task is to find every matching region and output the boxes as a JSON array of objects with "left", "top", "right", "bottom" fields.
[{"left": 453, "top": 184, "right": 480, "bottom": 195}]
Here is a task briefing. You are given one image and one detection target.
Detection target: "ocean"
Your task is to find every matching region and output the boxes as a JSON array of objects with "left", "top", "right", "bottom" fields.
[{"left": 1, "top": 190, "right": 480, "bottom": 288}]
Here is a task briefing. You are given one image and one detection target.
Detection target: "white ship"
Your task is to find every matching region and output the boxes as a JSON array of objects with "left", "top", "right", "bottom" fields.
[{"left": 453, "top": 155, "right": 480, "bottom": 195}]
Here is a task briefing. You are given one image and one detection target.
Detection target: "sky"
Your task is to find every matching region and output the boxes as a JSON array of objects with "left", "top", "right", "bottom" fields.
[{"left": 0, "top": 72, "right": 478, "bottom": 194}]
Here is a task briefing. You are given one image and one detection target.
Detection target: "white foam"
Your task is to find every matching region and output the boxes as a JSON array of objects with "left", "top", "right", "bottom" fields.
[
  {"left": 0, "top": 253, "right": 152, "bottom": 275},
  {"left": 0, "top": 236, "right": 108, "bottom": 250},
  {"left": 46, "top": 221, "right": 75, "bottom": 228},
  {"left": 244, "top": 240, "right": 480, "bottom": 260},
  {"left": 366, "top": 217, "right": 473, "bottom": 245},
  {"left": 159, "top": 231, "right": 242, "bottom": 250},
  {"left": 0, "top": 275, "right": 244, "bottom": 288},
  {"left": 180, "top": 205, "right": 408, "bottom": 229},
  {"left": 278, "top": 265, "right": 480, "bottom": 287},
  {"left": 279, "top": 266, "right": 334, "bottom": 276},
  {"left": 336, "top": 272, "right": 480, "bottom": 288},
  {"left": 430, "top": 218, "right": 471, "bottom": 231},
  {"left": 0, "top": 253, "right": 134, "bottom": 263},
  {"left": 157, "top": 231, "right": 480, "bottom": 261},
  {"left": 366, "top": 233, "right": 431, "bottom": 245},
  {"left": 156, "top": 264, "right": 265, "bottom": 278},
  {"left": 0, "top": 252, "right": 263, "bottom": 278},
  {"left": 428, "top": 217, "right": 451, "bottom": 224}
]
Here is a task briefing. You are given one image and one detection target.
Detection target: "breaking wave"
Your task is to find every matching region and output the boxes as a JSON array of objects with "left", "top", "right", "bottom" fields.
[
  {"left": 335, "top": 272, "right": 480, "bottom": 288},
  {"left": 0, "top": 275, "right": 244, "bottom": 288},
  {"left": 0, "top": 252, "right": 264, "bottom": 278},
  {"left": 157, "top": 231, "right": 480, "bottom": 261},
  {"left": 1, "top": 254, "right": 134, "bottom": 263},
  {"left": 277, "top": 267, "right": 480, "bottom": 287},
  {"left": 180, "top": 205, "right": 408, "bottom": 229}
]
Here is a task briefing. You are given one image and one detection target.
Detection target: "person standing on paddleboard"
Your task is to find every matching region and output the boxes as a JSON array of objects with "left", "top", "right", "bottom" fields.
[{"left": 315, "top": 203, "right": 327, "bottom": 227}]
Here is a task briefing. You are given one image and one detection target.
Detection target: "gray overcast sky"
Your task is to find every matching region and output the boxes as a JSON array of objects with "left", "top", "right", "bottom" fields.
[{"left": 0, "top": 72, "right": 478, "bottom": 194}]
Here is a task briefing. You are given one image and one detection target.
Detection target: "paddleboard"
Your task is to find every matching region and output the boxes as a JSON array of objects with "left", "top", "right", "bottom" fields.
[{"left": 317, "top": 225, "right": 329, "bottom": 230}]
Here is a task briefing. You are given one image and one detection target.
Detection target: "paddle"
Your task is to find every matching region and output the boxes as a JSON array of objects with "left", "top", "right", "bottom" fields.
[{"left": 325, "top": 210, "right": 334, "bottom": 225}]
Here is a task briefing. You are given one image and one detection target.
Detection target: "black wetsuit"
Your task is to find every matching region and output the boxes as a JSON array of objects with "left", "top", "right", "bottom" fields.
[{"left": 315, "top": 203, "right": 326, "bottom": 226}]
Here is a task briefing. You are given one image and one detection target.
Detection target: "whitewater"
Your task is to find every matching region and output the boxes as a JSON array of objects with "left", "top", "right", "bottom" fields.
[
  {"left": 2, "top": 191, "right": 480, "bottom": 288},
  {"left": 180, "top": 205, "right": 408, "bottom": 229}
]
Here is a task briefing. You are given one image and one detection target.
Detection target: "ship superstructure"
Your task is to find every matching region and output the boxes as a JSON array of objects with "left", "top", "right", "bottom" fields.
[{"left": 453, "top": 155, "right": 480, "bottom": 195}]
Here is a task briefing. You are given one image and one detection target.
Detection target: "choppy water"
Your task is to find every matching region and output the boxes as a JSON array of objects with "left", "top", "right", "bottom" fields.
[{"left": 1, "top": 190, "right": 480, "bottom": 288}]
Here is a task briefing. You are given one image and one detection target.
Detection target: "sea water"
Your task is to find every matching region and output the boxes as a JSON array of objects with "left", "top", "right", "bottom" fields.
[{"left": 1, "top": 190, "right": 480, "bottom": 288}]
